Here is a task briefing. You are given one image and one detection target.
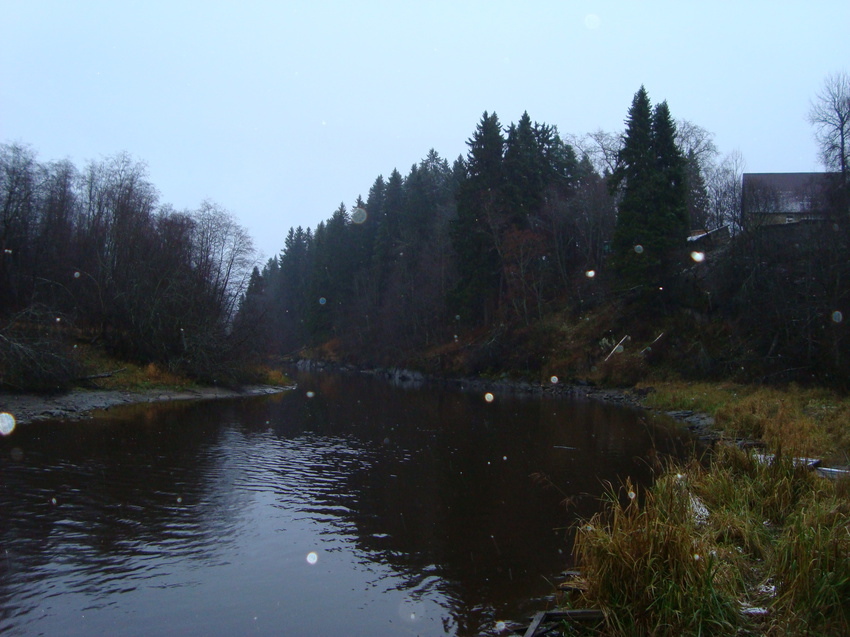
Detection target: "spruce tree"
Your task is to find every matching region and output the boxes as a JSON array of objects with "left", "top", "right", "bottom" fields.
[
  {"left": 611, "top": 87, "right": 688, "bottom": 290},
  {"left": 650, "top": 100, "right": 688, "bottom": 268},
  {"left": 451, "top": 112, "right": 506, "bottom": 324}
]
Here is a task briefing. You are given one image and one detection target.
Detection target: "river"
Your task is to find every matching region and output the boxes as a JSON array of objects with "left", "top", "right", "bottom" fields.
[{"left": 0, "top": 371, "right": 692, "bottom": 636}]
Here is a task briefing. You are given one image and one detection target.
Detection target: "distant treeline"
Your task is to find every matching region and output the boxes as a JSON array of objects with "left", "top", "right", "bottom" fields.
[
  {"left": 0, "top": 145, "right": 256, "bottom": 389},
  {"left": 247, "top": 89, "right": 848, "bottom": 385}
]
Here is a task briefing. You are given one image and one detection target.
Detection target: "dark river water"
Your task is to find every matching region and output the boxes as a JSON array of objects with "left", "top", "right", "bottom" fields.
[{"left": 0, "top": 372, "right": 693, "bottom": 636}]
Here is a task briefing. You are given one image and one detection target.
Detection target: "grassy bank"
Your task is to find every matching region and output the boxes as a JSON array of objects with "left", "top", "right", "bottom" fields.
[
  {"left": 66, "top": 345, "right": 290, "bottom": 393},
  {"left": 639, "top": 381, "right": 850, "bottom": 465},
  {"left": 562, "top": 382, "right": 850, "bottom": 636}
]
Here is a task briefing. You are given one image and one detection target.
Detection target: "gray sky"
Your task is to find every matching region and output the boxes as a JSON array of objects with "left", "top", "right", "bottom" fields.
[{"left": 2, "top": 1, "right": 848, "bottom": 260}]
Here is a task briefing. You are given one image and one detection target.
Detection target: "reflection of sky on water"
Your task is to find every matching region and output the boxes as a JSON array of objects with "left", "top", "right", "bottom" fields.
[{"left": 0, "top": 372, "right": 692, "bottom": 636}]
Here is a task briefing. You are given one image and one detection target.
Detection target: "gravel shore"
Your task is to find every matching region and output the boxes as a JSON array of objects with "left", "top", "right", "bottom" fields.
[{"left": 0, "top": 385, "right": 289, "bottom": 426}]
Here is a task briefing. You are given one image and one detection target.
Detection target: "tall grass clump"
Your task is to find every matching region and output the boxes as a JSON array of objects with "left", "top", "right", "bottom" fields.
[
  {"left": 771, "top": 491, "right": 850, "bottom": 633},
  {"left": 572, "top": 445, "right": 850, "bottom": 635},
  {"left": 573, "top": 476, "right": 739, "bottom": 636}
]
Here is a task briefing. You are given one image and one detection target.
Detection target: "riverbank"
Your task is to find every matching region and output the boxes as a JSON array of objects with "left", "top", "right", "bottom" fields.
[{"left": 0, "top": 385, "right": 290, "bottom": 427}]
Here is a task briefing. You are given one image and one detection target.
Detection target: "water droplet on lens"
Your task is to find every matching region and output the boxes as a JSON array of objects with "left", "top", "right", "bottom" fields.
[
  {"left": 484, "top": 392, "right": 494, "bottom": 403},
  {"left": 690, "top": 251, "right": 705, "bottom": 262},
  {"left": 351, "top": 207, "right": 368, "bottom": 224},
  {"left": 318, "top": 297, "right": 326, "bottom": 305},
  {"left": 0, "top": 413, "right": 16, "bottom": 436},
  {"left": 306, "top": 551, "right": 318, "bottom": 565},
  {"left": 550, "top": 375, "right": 558, "bottom": 384},
  {"left": 73, "top": 271, "right": 81, "bottom": 279},
  {"left": 634, "top": 245, "right": 644, "bottom": 254},
  {"left": 585, "top": 270, "right": 595, "bottom": 278},
  {"left": 833, "top": 311, "right": 843, "bottom": 323},
  {"left": 306, "top": 391, "right": 315, "bottom": 398},
  {"left": 51, "top": 497, "right": 57, "bottom": 505},
  {"left": 495, "top": 620, "right": 507, "bottom": 632}
]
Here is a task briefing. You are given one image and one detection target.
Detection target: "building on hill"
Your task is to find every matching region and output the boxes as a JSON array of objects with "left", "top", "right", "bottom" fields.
[{"left": 741, "top": 172, "right": 840, "bottom": 229}]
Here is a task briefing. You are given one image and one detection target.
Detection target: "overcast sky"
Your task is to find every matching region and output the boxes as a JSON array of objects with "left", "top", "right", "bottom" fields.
[{"left": 2, "top": 1, "right": 848, "bottom": 260}]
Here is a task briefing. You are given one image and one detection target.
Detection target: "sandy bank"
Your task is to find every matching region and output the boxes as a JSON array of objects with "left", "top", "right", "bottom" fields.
[{"left": 0, "top": 385, "right": 290, "bottom": 426}]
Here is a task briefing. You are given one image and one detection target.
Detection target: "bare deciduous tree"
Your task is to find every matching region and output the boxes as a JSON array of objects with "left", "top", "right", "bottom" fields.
[
  {"left": 675, "top": 119, "right": 719, "bottom": 169},
  {"left": 566, "top": 129, "right": 622, "bottom": 175},
  {"left": 706, "top": 150, "right": 745, "bottom": 232},
  {"left": 808, "top": 71, "right": 850, "bottom": 179}
]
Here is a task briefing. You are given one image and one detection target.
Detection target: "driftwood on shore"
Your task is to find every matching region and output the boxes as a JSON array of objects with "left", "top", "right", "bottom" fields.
[{"left": 521, "top": 609, "right": 604, "bottom": 637}]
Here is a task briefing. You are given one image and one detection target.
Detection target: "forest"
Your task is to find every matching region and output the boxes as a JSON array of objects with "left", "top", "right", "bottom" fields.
[
  {"left": 2, "top": 83, "right": 848, "bottom": 390},
  {"left": 0, "top": 148, "right": 256, "bottom": 389}
]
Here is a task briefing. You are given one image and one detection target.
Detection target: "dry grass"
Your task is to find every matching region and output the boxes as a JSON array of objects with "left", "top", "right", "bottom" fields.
[
  {"left": 71, "top": 345, "right": 195, "bottom": 390},
  {"left": 70, "top": 345, "right": 291, "bottom": 391}
]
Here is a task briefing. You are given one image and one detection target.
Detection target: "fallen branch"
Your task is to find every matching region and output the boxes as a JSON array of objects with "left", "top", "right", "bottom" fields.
[{"left": 604, "top": 335, "right": 629, "bottom": 362}]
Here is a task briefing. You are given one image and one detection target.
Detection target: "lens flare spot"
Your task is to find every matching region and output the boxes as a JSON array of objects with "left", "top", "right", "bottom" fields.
[
  {"left": 584, "top": 14, "right": 601, "bottom": 29},
  {"left": 306, "top": 391, "right": 315, "bottom": 398},
  {"left": 398, "top": 598, "right": 425, "bottom": 622},
  {"left": 550, "top": 375, "right": 559, "bottom": 384},
  {"left": 318, "top": 297, "right": 326, "bottom": 305},
  {"left": 833, "top": 311, "right": 844, "bottom": 323},
  {"left": 306, "top": 551, "right": 318, "bottom": 565},
  {"left": 585, "top": 269, "right": 596, "bottom": 278},
  {"left": 495, "top": 620, "right": 507, "bottom": 632},
  {"left": 73, "top": 271, "right": 81, "bottom": 279},
  {"left": 0, "top": 412, "right": 16, "bottom": 436},
  {"left": 484, "top": 392, "right": 494, "bottom": 403},
  {"left": 634, "top": 245, "right": 644, "bottom": 254},
  {"left": 690, "top": 251, "right": 705, "bottom": 262},
  {"left": 351, "top": 207, "right": 368, "bottom": 224},
  {"left": 628, "top": 490, "right": 636, "bottom": 500}
]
